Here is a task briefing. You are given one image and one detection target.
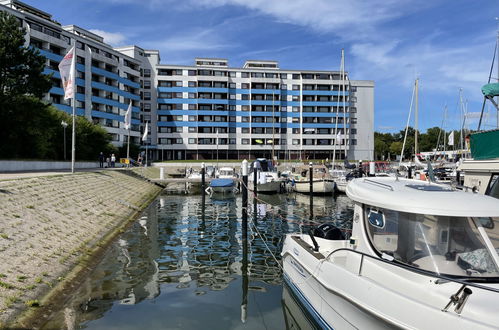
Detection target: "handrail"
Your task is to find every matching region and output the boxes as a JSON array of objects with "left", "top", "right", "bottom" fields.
[
  {"left": 363, "top": 179, "right": 394, "bottom": 191},
  {"left": 327, "top": 248, "right": 499, "bottom": 294}
]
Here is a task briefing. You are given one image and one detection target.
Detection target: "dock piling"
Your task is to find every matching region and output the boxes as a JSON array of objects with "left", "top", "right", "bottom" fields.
[{"left": 201, "top": 162, "right": 206, "bottom": 195}]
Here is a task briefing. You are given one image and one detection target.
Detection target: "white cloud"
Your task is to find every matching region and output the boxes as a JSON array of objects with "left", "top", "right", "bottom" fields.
[{"left": 89, "top": 29, "right": 127, "bottom": 46}]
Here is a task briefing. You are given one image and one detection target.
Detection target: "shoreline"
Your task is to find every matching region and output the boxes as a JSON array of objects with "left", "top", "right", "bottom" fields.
[{"left": 0, "top": 170, "right": 162, "bottom": 328}]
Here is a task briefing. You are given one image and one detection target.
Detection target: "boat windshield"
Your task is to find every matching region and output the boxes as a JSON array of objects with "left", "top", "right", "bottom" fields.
[{"left": 365, "top": 206, "right": 499, "bottom": 278}]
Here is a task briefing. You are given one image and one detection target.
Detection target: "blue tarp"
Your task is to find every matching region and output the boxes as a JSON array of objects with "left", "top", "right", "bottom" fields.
[{"left": 210, "top": 178, "right": 234, "bottom": 187}]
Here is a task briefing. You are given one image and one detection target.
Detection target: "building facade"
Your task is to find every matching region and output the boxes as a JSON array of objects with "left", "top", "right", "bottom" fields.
[
  {"left": 151, "top": 58, "right": 374, "bottom": 161},
  {"left": 1, "top": 0, "right": 374, "bottom": 161},
  {"left": 1, "top": 0, "right": 142, "bottom": 146}
]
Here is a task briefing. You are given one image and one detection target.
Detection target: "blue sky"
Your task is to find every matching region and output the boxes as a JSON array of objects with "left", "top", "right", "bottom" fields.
[{"left": 25, "top": 0, "right": 499, "bottom": 133}]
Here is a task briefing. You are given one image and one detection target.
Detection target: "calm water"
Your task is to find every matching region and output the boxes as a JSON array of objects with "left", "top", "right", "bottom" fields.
[{"left": 42, "top": 193, "right": 353, "bottom": 329}]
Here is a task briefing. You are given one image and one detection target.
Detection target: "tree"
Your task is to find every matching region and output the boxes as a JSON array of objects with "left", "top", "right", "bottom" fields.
[
  {"left": 389, "top": 141, "right": 403, "bottom": 156},
  {"left": 0, "top": 11, "right": 52, "bottom": 158}
]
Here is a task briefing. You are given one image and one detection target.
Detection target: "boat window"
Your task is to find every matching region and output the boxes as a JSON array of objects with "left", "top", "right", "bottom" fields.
[
  {"left": 485, "top": 174, "right": 499, "bottom": 199},
  {"left": 367, "top": 208, "right": 384, "bottom": 228},
  {"left": 365, "top": 206, "right": 499, "bottom": 278}
]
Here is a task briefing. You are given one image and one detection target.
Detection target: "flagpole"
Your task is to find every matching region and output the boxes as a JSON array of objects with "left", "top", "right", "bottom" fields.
[
  {"left": 126, "top": 129, "right": 130, "bottom": 167},
  {"left": 71, "top": 97, "right": 76, "bottom": 173}
]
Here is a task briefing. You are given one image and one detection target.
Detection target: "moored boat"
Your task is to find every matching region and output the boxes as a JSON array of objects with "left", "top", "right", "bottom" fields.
[
  {"left": 282, "top": 176, "right": 499, "bottom": 329},
  {"left": 249, "top": 158, "right": 281, "bottom": 194},
  {"left": 291, "top": 164, "right": 335, "bottom": 194}
]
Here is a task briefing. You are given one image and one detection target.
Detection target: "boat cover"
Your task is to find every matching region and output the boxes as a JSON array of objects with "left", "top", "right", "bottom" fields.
[
  {"left": 470, "top": 129, "right": 499, "bottom": 160},
  {"left": 210, "top": 178, "right": 234, "bottom": 187},
  {"left": 481, "top": 83, "right": 499, "bottom": 97}
]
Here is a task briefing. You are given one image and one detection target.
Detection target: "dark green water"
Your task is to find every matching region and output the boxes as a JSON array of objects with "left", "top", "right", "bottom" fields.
[{"left": 42, "top": 193, "right": 353, "bottom": 329}]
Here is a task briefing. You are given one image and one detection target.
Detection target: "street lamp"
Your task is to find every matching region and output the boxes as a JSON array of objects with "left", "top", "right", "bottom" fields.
[{"left": 61, "top": 120, "right": 68, "bottom": 160}]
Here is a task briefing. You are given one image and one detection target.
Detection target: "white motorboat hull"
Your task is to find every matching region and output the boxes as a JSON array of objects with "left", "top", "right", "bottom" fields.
[
  {"left": 282, "top": 234, "right": 499, "bottom": 330},
  {"left": 335, "top": 181, "right": 347, "bottom": 193},
  {"left": 293, "top": 180, "right": 335, "bottom": 194},
  {"left": 249, "top": 180, "right": 281, "bottom": 194}
]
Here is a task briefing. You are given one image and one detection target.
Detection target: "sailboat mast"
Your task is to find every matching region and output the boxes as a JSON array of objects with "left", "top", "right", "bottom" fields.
[
  {"left": 332, "top": 51, "right": 342, "bottom": 167},
  {"left": 414, "top": 78, "right": 419, "bottom": 156},
  {"left": 459, "top": 88, "right": 464, "bottom": 150},
  {"left": 341, "top": 49, "right": 347, "bottom": 161},
  {"left": 272, "top": 90, "right": 275, "bottom": 164}
]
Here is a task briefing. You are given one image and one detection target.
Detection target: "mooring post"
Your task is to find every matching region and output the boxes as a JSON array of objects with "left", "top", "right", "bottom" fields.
[
  {"left": 201, "top": 162, "right": 206, "bottom": 195},
  {"left": 309, "top": 161, "right": 314, "bottom": 213},
  {"left": 241, "top": 160, "right": 248, "bottom": 323},
  {"left": 253, "top": 163, "right": 258, "bottom": 198},
  {"left": 242, "top": 160, "right": 248, "bottom": 210}
]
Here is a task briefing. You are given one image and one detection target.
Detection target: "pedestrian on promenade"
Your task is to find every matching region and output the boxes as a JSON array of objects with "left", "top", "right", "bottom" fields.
[
  {"left": 106, "top": 156, "right": 110, "bottom": 168},
  {"left": 99, "top": 152, "right": 104, "bottom": 168},
  {"left": 111, "top": 154, "right": 116, "bottom": 168}
]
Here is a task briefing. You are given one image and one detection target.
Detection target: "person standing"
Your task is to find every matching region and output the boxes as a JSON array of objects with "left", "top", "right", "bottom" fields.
[
  {"left": 98, "top": 152, "right": 104, "bottom": 168},
  {"left": 111, "top": 154, "right": 116, "bottom": 168}
]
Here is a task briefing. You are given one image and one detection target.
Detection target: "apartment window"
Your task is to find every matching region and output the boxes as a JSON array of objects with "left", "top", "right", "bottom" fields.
[
  {"left": 241, "top": 139, "right": 250, "bottom": 145},
  {"left": 292, "top": 85, "right": 300, "bottom": 90},
  {"left": 188, "top": 93, "right": 196, "bottom": 99},
  {"left": 280, "top": 73, "right": 288, "bottom": 79},
  {"left": 143, "top": 69, "right": 151, "bottom": 77},
  {"left": 188, "top": 115, "right": 196, "bottom": 121},
  {"left": 174, "top": 115, "right": 183, "bottom": 121},
  {"left": 241, "top": 83, "right": 249, "bottom": 89},
  {"left": 229, "top": 83, "right": 236, "bottom": 88},
  {"left": 188, "top": 81, "right": 197, "bottom": 87},
  {"left": 229, "top": 138, "right": 236, "bottom": 144},
  {"left": 189, "top": 138, "right": 196, "bottom": 144},
  {"left": 143, "top": 103, "right": 151, "bottom": 112},
  {"left": 143, "top": 92, "right": 151, "bottom": 100},
  {"left": 188, "top": 70, "right": 196, "bottom": 76},
  {"left": 241, "top": 72, "right": 249, "bottom": 78},
  {"left": 242, "top": 127, "right": 250, "bottom": 133},
  {"left": 292, "top": 128, "right": 299, "bottom": 134},
  {"left": 143, "top": 80, "right": 151, "bottom": 89},
  {"left": 281, "top": 84, "right": 288, "bottom": 90},
  {"left": 189, "top": 127, "right": 196, "bottom": 133},
  {"left": 292, "top": 95, "right": 300, "bottom": 101},
  {"left": 229, "top": 94, "right": 236, "bottom": 100},
  {"left": 292, "top": 139, "right": 300, "bottom": 145},
  {"left": 351, "top": 118, "right": 357, "bottom": 124},
  {"left": 175, "top": 138, "right": 183, "bottom": 144},
  {"left": 229, "top": 72, "right": 236, "bottom": 77},
  {"left": 292, "top": 106, "right": 299, "bottom": 112},
  {"left": 241, "top": 94, "right": 249, "bottom": 100},
  {"left": 229, "top": 116, "right": 236, "bottom": 122},
  {"left": 350, "top": 107, "right": 357, "bottom": 113},
  {"left": 292, "top": 118, "right": 299, "bottom": 123},
  {"left": 351, "top": 139, "right": 357, "bottom": 145},
  {"left": 229, "top": 127, "right": 236, "bottom": 133},
  {"left": 188, "top": 104, "right": 197, "bottom": 110},
  {"left": 351, "top": 128, "right": 357, "bottom": 134},
  {"left": 241, "top": 105, "right": 250, "bottom": 111}
]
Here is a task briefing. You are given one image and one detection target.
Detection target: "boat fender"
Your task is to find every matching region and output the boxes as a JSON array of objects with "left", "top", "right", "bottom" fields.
[{"left": 313, "top": 223, "right": 345, "bottom": 240}]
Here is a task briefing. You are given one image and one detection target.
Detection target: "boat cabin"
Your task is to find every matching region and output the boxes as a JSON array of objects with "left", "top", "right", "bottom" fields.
[{"left": 347, "top": 177, "right": 499, "bottom": 278}]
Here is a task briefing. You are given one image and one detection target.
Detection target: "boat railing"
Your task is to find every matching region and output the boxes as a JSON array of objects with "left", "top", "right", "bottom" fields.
[
  {"left": 363, "top": 179, "right": 394, "bottom": 191},
  {"left": 327, "top": 248, "right": 499, "bottom": 294}
]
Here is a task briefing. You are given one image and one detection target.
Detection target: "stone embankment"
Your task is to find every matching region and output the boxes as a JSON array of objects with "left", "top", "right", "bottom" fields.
[{"left": 0, "top": 170, "right": 162, "bottom": 327}]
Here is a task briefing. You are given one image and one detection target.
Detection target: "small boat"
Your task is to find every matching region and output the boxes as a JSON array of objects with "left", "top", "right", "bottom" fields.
[
  {"left": 282, "top": 176, "right": 499, "bottom": 329},
  {"left": 329, "top": 168, "right": 349, "bottom": 193},
  {"left": 209, "top": 167, "right": 238, "bottom": 195},
  {"left": 249, "top": 158, "right": 281, "bottom": 194},
  {"left": 209, "top": 178, "right": 235, "bottom": 194},
  {"left": 291, "top": 164, "right": 335, "bottom": 194}
]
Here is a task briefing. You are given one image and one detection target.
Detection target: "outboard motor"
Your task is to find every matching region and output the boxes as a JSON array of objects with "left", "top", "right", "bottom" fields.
[{"left": 313, "top": 223, "right": 345, "bottom": 240}]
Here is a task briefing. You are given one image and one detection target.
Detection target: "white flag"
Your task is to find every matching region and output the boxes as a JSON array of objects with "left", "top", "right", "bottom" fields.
[
  {"left": 58, "top": 46, "right": 76, "bottom": 100},
  {"left": 448, "top": 131, "right": 454, "bottom": 146},
  {"left": 142, "top": 122, "right": 149, "bottom": 142},
  {"left": 336, "top": 131, "right": 342, "bottom": 145},
  {"left": 124, "top": 101, "right": 132, "bottom": 130}
]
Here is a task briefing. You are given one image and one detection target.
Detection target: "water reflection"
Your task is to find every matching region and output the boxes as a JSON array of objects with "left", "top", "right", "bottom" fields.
[{"left": 42, "top": 193, "right": 353, "bottom": 329}]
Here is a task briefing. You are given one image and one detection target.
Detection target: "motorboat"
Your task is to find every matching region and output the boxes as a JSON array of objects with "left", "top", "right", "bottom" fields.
[
  {"left": 208, "top": 167, "right": 238, "bottom": 195},
  {"left": 329, "top": 168, "right": 349, "bottom": 193},
  {"left": 458, "top": 129, "right": 499, "bottom": 199},
  {"left": 291, "top": 164, "right": 335, "bottom": 194},
  {"left": 249, "top": 158, "right": 281, "bottom": 194},
  {"left": 282, "top": 176, "right": 499, "bottom": 329}
]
